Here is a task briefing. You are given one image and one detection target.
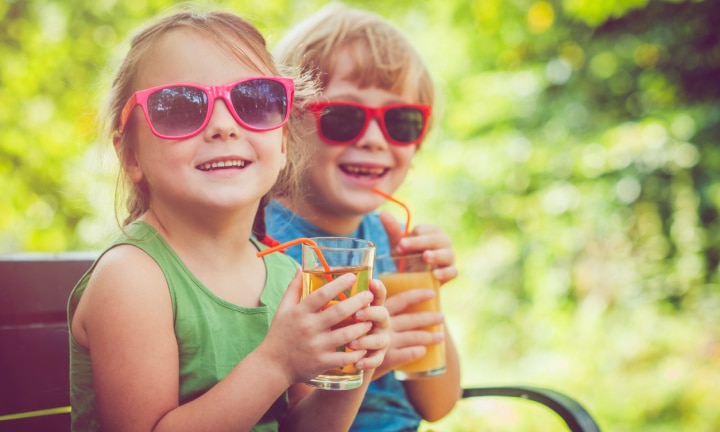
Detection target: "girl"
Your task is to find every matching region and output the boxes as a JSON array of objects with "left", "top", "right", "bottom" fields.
[
  {"left": 68, "top": 7, "right": 389, "bottom": 432},
  {"left": 265, "top": 3, "right": 461, "bottom": 431}
]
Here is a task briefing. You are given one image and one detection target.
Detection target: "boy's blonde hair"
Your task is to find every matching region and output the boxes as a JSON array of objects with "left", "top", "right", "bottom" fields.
[
  {"left": 101, "top": 6, "right": 312, "bottom": 238},
  {"left": 271, "top": 2, "right": 435, "bottom": 199},
  {"left": 274, "top": 2, "right": 434, "bottom": 105}
]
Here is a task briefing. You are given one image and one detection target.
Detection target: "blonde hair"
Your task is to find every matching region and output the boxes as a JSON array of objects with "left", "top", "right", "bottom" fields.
[
  {"left": 270, "top": 2, "right": 435, "bottom": 199},
  {"left": 99, "top": 6, "right": 314, "bottom": 238}
]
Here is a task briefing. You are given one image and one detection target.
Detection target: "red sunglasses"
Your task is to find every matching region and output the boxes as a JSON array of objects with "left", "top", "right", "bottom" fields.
[
  {"left": 119, "top": 77, "right": 294, "bottom": 140},
  {"left": 307, "top": 101, "right": 431, "bottom": 146}
]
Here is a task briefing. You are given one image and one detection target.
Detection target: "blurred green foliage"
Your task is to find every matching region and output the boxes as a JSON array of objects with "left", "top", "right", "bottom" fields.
[{"left": 2, "top": 0, "right": 719, "bottom": 430}]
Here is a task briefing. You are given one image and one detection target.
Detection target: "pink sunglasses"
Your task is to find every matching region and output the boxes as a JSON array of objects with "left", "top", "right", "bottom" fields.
[{"left": 119, "top": 76, "right": 294, "bottom": 140}]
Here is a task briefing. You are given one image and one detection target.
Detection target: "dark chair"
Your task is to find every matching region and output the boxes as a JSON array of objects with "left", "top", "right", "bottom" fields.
[{"left": 0, "top": 254, "right": 601, "bottom": 431}]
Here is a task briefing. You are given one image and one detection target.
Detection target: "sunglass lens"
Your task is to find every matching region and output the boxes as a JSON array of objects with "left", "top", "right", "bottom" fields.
[
  {"left": 148, "top": 86, "right": 208, "bottom": 137},
  {"left": 231, "top": 79, "right": 288, "bottom": 129},
  {"left": 320, "top": 105, "right": 366, "bottom": 143},
  {"left": 385, "top": 107, "right": 425, "bottom": 143}
]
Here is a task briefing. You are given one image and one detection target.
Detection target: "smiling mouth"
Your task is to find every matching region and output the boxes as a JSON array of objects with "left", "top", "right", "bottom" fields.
[
  {"left": 340, "top": 164, "right": 388, "bottom": 178},
  {"left": 196, "top": 160, "right": 248, "bottom": 171}
]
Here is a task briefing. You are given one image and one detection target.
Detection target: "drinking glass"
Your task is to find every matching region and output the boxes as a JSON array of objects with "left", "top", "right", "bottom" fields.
[
  {"left": 377, "top": 253, "right": 446, "bottom": 380},
  {"left": 301, "top": 237, "right": 376, "bottom": 390}
]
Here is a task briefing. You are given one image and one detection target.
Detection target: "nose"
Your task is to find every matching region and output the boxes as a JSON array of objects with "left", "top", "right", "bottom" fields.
[
  {"left": 204, "top": 98, "right": 241, "bottom": 140},
  {"left": 354, "top": 115, "right": 389, "bottom": 150}
]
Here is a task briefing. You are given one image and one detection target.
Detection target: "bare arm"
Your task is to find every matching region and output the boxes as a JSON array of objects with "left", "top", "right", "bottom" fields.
[
  {"left": 379, "top": 212, "right": 463, "bottom": 420},
  {"left": 402, "top": 328, "right": 462, "bottom": 421},
  {"left": 281, "top": 279, "right": 390, "bottom": 431},
  {"left": 72, "top": 246, "right": 381, "bottom": 432}
]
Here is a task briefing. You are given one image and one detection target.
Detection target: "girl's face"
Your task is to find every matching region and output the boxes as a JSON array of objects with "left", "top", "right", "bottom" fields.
[
  {"left": 300, "top": 46, "right": 418, "bottom": 222},
  {"left": 122, "top": 29, "right": 286, "bottom": 219}
]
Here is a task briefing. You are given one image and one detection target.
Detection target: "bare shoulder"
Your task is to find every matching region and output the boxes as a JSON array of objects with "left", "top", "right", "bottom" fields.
[
  {"left": 72, "top": 244, "right": 173, "bottom": 347},
  {"left": 89, "top": 244, "right": 168, "bottom": 302}
]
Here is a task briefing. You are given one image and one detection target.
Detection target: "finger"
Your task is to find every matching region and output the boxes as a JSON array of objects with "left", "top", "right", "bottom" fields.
[
  {"left": 398, "top": 236, "right": 449, "bottom": 256},
  {"left": 328, "top": 321, "right": 373, "bottom": 347},
  {"left": 384, "top": 288, "right": 435, "bottom": 315},
  {"left": 354, "top": 305, "right": 391, "bottom": 329},
  {"left": 302, "top": 273, "right": 358, "bottom": 312},
  {"left": 349, "top": 331, "right": 391, "bottom": 352},
  {"left": 355, "top": 348, "right": 390, "bottom": 370},
  {"left": 390, "top": 311, "right": 444, "bottom": 332},
  {"left": 432, "top": 265, "right": 459, "bottom": 285},
  {"left": 276, "top": 269, "right": 303, "bottom": 314},
  {"left": 368, "top": 279, "right": 386, "bottom": 306},
  {"left": 422, "top": 248, "right": 455, "bottom": 267},
  {"left": 390, "top": 329, "right": 445, "bottom": 349},
  {"left": 320, "top": 289, "right": 374, "bottom": 328},
  {"left": 382, "top": 346, "right": 427, "bottom": 369},
  {"left": 325, "top": 349, "right": 368, "bottom": 372},
  {"left": 379, "top": 211, "right": 406, "bottom": 251},
  {"left": 397, "top": 227, "right": 451, "bottom": 254}
]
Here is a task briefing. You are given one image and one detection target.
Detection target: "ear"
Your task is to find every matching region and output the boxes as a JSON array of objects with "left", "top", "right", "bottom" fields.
[{"left": 114, "top": 132, "right": 144, "bottom": 184}]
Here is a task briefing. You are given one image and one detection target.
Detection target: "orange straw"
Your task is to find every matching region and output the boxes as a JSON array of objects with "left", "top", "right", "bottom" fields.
[
  {"left": 257, "top": 237, "right": 334, "bottom": 284},
  {"left": 372, "top": 188, "right": 411, "bottom": 237},
  {"left": 373, "top": 187, "right": 412, "bottom": 271}
]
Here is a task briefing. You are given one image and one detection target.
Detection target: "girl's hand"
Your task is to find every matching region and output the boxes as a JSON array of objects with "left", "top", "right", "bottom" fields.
[
  {"left": 380, "top": 211, "right": 458, "bottom": 285},
  {"left": 348, "top": 278, "right": 390, "bottom": 371},
  {"left": 262, "top": 270, "right": 375, "bottom": 385}
]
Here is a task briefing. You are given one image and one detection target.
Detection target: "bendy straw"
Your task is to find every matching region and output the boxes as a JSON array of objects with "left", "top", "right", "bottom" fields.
[
  {"left": 256, "top": 237, "right": 334, "bottom": 283},
  {"left": 372, "top": 187, "right": 411, "bottom": 237},
  {"left": 373, "top": 187, "right": 412, "bottom": 271}
]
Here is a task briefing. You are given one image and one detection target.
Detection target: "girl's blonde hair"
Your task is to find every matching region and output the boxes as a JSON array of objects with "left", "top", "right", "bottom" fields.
[
  {"left": 270, "top": 2, "right": 435, "bottom": 199},
  {"left": 100, "top": 6, "right": 314, "bottom": 240}
]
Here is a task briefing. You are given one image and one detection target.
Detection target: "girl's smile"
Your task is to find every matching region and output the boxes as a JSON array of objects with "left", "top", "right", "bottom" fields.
[{"left": 125, "top": 29, "right": 286, "bottom": 217}]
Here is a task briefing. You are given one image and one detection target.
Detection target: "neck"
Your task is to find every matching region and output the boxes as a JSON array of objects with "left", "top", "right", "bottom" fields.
[
  {"left": 141, "top": 203, "right": 257, "bottom": 263},
  {"left": 277, "top": 196, "right": 364, "bottom": 236}
]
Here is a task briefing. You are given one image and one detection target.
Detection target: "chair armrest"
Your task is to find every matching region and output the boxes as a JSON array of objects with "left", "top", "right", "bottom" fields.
[{"left": 462, "top": 386, "right": 601, "bottom": 432}]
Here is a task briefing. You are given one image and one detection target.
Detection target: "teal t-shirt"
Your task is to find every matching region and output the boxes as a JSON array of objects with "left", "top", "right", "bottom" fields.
[
  {"left": 265, "top": 200, "right": 422, "bottom": 432},
  {"left": 68, "top": 221, "right": 297, "bottom": 431}
]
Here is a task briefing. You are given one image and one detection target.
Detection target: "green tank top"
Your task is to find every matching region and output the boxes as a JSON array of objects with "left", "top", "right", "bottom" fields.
[{"left": 68, "top": 221, "right": 297, "bottom": 431}]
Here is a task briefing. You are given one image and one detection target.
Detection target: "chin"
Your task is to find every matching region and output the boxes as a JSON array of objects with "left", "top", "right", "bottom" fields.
[{"left": 341, "top": 196, "right": 382, "bottom": 216}]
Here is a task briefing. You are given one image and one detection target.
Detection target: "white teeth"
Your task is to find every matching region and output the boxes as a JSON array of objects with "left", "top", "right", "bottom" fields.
[
  {"left": 342, "top": 165, "right": 386, "bottom": 176},
  {"left": 197, "top": 160, "right": 246, "bottom": 171}
]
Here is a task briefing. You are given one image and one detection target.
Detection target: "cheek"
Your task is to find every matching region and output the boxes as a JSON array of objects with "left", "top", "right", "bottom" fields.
[
  {"left": 260, "top": 130, "right": 289, "bottom": 170},
  {"left": 393, "top": 146, "right": 417, "bottom": 171},
  {"left": 302, "top": 145, "right": 339, "bottom": 187}
]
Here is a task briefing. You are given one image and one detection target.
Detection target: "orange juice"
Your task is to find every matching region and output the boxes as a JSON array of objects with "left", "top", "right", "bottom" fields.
[
  {"left": 302, "top": 265, "right": 371, "bottom": 387},
  {"left": 379, "top": 269, "right": 446, "bottom": 379}
]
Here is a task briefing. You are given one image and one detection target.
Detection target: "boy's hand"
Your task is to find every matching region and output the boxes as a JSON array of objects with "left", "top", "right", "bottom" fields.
[
  {"left": 373, "top": 288, "right": 445, "bottom": 377},
  {"left": 379, "top": 210, "right": 458, "bottom": 285}
]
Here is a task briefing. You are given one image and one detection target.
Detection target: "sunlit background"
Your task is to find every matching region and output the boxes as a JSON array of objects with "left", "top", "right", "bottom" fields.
[{"left": 2, "top": 0, "right": 719, "bottom": 430}]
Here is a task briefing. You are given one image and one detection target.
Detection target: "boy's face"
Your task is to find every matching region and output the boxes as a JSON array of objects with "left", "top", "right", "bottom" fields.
[{"left": 299, "top": 46, "right": 419, "bottom": 231}]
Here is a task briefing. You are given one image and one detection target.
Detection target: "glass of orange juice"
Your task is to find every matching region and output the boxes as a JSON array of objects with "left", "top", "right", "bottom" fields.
[
  {"left": 301, "top": 237, "right": 376, "bottom": 390},
  {"left": 377, "top": 253, "right": 446, "bottom": 380}
]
